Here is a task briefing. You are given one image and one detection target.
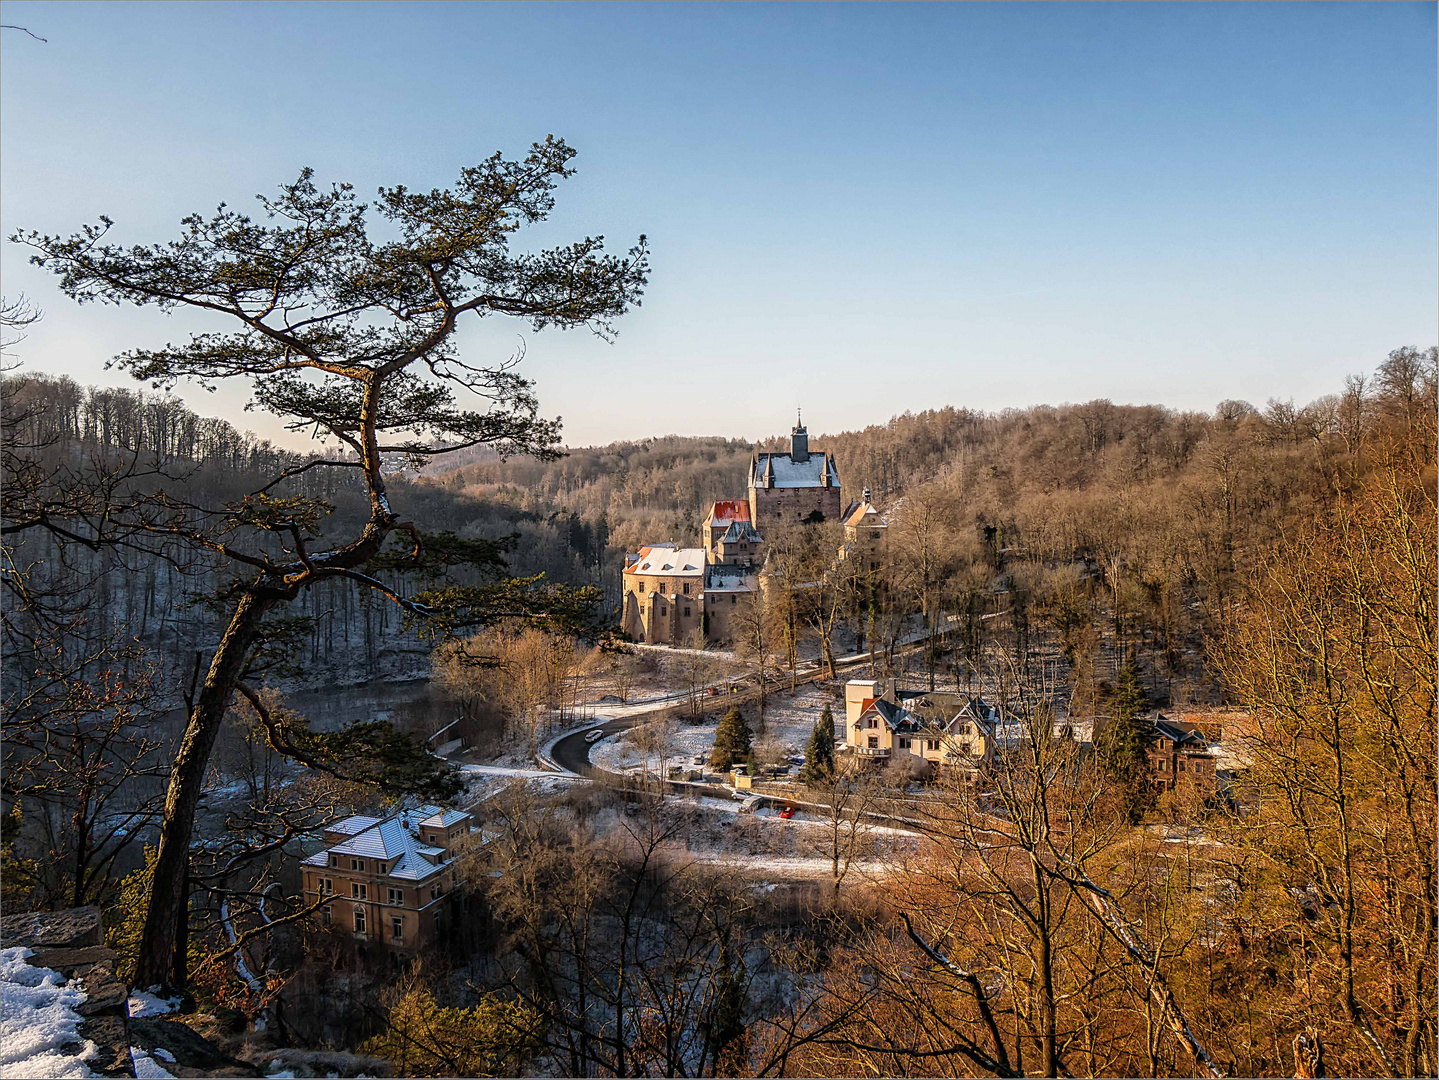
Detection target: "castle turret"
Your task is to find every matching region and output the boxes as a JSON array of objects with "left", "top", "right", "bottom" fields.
[{"left": 791, "top": 415, "right": 809, "bottom": 463}]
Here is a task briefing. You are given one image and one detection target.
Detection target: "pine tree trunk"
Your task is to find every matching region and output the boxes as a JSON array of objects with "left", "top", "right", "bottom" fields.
[{"left": 134, "top": 589, "right": 273, "bottom": 989}]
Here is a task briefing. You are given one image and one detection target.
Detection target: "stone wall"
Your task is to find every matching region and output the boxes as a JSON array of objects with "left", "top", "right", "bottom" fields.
[{"left": 749, "top": 482, "right": 843, "bottom": 529}]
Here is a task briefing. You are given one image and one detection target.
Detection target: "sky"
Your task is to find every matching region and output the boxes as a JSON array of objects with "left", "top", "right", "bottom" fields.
[{"left": 2, "top": 2, "right": 1435, "bottom": 449}]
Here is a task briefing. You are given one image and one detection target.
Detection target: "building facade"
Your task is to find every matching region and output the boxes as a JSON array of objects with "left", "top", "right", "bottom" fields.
[
  {"left": 1145, "top": 716, "right": 1221, "bottom": 795},
  {"left": 301, "top": 804, "right": 470, "bottom": 952},
  {"left": 621, "top": 544, "right": 708, "bottom": 645},
  {"left": 839, "top": 489, "right": 889, "bottom": 576}
]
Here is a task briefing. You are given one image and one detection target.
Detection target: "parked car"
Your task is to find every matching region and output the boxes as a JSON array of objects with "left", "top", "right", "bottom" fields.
[{"left": 779, "top": 805, "right": 796, "bottom": 819}]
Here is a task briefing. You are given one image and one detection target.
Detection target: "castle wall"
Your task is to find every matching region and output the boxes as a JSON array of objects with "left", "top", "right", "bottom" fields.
[
  {"left": 704, "top": 589, "right": 751, "bottom": 643},
  {"left": 749, "top": 483, "right": 843, "bottom": 528}
]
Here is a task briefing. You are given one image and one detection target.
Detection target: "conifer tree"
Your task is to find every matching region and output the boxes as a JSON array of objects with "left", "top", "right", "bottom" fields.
[
  {"left": 1099, "top": 653, "right": 1151, "bottom": 822},
  {"left": 709, "top": 706, "right": 752, "bottom": 771},
  {"left": 15, "top": 139, "right": 648, "bottom": 988},
  {"left": 802, "top": 703, "right": 836, "bottom": 785}
]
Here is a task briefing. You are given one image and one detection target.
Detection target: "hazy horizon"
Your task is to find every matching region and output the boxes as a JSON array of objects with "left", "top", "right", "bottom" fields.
[{"left": 3, "top": 2, "right": 1435, "bottom": 451}]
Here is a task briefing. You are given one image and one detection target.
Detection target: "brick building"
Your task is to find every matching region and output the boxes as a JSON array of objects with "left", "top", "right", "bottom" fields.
[{"left": 301, "top": 805, "right": 470, "bottom": 952}]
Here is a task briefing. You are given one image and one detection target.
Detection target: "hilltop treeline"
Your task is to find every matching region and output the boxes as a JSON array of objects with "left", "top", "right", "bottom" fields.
[
  {"left": 420, "top": 347, "right": 1435, "bottom": 703},
  {"left": 6, "top": 348, "right": 1433, "bottom": 695}
]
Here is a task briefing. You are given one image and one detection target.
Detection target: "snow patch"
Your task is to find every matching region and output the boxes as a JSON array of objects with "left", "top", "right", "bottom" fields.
[
  {"left": 126, "top": 990, "right": 181, "bottom": 1019},
  {"left": 0, "top": 946, "right": 95, "bottom": 1079},
  {"left": 129, "top": 1047, "right": 176, "bottom": 1079}
]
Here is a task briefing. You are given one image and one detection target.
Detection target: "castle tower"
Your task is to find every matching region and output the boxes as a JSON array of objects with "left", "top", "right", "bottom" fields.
[
  {"left": 747, "top": 412, "right": 841, "bottom": 527},
  {"left": 790, "top": 412, "right": 809, "bottom": 463}
]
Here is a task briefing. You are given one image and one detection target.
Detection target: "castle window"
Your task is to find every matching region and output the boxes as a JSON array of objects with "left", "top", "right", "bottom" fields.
[
  {"left": 659, "top": 606, "right": 667, "bottom": 616},
  {"left": 388, "top": 887, "right": 404, "bottom": 906},
  {"left": 683, "top": 607, "right": 690, "bottom": 617},
  {"left": 351, "top": 859, "right": 365, "bottom": 872},
  {"left": 730, "top": 596, "right": 736, "bottom": 604},
  {"left": 352, "top": 882, "right": 367, "bottom": 900},
  {"left": 354, "top": 906, "right": 366, "bottom": 935},
  {"left": 683, "top": 583, "right": 691, "bottom": 595},
  {"left": 391, "top": 915, "right": 404, "bottom": 943}
]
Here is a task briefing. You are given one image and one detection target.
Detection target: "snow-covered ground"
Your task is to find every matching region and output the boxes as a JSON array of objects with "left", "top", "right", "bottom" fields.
[
  {"left": 457, "top": 762, "right": 587, "bottom": 805},
  {"left": 591, "top": 686, "right": 836, "bottom": 777},
  {"left": 0, "top": 947, "right": 94, "bottom": 1079}
]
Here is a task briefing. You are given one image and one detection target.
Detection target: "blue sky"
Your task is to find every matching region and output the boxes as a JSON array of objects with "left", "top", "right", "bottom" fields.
[{"left": 2, "top": 2, "right": 1434, "bottom": 447}]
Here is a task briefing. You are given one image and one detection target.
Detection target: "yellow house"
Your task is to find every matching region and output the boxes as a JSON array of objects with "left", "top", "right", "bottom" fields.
[{"left": 843, "top": 678, "right": 1001, "bottom": 786}]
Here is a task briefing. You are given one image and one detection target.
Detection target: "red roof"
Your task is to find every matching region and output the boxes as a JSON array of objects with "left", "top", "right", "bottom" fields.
[{"left": 704, "top": 499, "right": 751, "bottom": 526}]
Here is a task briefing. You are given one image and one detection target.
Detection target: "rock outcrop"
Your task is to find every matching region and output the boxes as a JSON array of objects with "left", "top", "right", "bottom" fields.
[{"left": 1, "top": 906, "right": 259, "bottom": 1078}]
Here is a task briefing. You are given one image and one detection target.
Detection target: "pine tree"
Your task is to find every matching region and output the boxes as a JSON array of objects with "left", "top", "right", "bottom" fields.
[
  {"left": 802, "top": 704, "right": 836, "bottom": 785},
  {"left": 1099, "top": 653, "right": 1151, "bottom": 823},
  {"left": 710, "top": 707, "right": 752, "bottom": 771}
]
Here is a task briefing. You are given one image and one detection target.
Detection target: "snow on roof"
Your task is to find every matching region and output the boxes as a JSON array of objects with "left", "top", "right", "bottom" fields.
[
  {"left": 750, "top": 452, "right": 840, "bottom": 489},
  {"left": 1152, "top": 717, "right": 1208, "bottom": 747},
  {"left": 624, "top": 546, "right": 705, "bottom": 576},
  {"left": 419, "top": 809, "right": 469, "bottom": 829},
  {"left": 705, "top": 566, "right": 757, "bottom": 592},
  {"left": 324, "top": 815, "right": 380, "bottom": 838},
  {"left": 307, "top": 805, "right": 464, "bottom": 880},
  {"left": 1, "top": 946, "right": 94, "bottom": 1078},
  {"left": 718, "top": 521, "right": 762, "bottom": 544},
  {"left": 844, "top": 501, "right": 885, "bottom": 528},
  {"left": 862, "top": 698, "right": 923, "bottom": 732},
  {"left": 704, "top": 499, "right": 751, "bottom": 526}
]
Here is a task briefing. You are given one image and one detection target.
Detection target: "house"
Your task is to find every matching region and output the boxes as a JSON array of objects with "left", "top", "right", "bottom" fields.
[
  {"left": 301, "top": 804, "right": 471, "bottom": 951},
  {"left": 1146, "top": 716, "right": 1220, "bottom": 795},
  {"left": 842, "top": 678, "right": 1006, "bottom": 786},
  {"left": 621, "top": 544, "right": 708, "bottom": 645}
]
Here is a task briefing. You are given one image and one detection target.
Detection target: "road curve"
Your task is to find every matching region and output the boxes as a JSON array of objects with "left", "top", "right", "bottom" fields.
[{"left": 550, "top": 718, "right": 630, "bottom": 777}]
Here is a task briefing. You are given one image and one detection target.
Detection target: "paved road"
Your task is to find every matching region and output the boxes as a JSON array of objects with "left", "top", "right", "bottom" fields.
[{"left": 551, "top": 717, "right": 633, "bottom": 776}]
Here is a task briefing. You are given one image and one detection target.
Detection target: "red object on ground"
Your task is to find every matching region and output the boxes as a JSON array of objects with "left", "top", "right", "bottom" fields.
[{"left": 779, "top": 806, "right": 795, "bottom": 819}]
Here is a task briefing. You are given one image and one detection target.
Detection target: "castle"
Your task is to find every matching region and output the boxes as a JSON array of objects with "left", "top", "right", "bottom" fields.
[{"left": 621, "top": 418, "right": 847, "bottom": 645}]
